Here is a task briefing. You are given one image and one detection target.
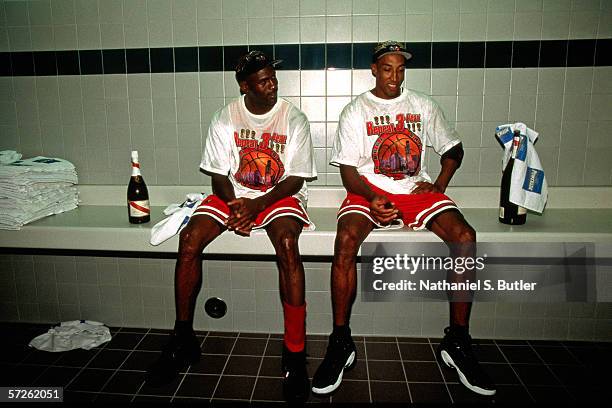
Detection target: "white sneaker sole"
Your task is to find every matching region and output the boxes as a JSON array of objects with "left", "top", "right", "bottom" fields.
[
  {"left": 440, "top": 350, "right": 496, "bottom": 396},
  {"left": 311, "top": 350, "right": 355, "bottom": 395}
]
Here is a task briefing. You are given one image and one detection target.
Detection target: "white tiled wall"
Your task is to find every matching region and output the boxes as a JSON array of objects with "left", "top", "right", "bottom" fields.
[
  {"left": 1, "top": 254, "right": 611, "bottom": 340},
  {"left": 0, "top": 0, "right": 611, "bottom": 186}
]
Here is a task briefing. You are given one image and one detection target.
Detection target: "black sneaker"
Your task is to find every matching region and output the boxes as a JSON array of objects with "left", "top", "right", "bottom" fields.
[
  {"left": 281, "top": 346, "right": 310, "bottom": 403},
  {"left": 311, "top": 334, "right": 356, "bottom": 395},
  {"left": 146, "top": 333, "right": 200, "bottom": 387},
  {"left": 437, "top": 327, "right": 496, "bottom": 396}
]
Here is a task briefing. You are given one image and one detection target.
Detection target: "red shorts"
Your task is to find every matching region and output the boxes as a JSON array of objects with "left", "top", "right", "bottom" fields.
[
  {"left": 192, "top": 195, "right": 313, "bottom": 231},
  {"left": 337, "top": 179, "right": 459, "bottom": 230}
]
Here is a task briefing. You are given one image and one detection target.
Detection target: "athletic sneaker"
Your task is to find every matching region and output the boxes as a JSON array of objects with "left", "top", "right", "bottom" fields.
[
  {"left": 281, "top": 346, "right": 310, "bottom": 403},
  {"left": 437, "top": 327, "right": 496, "bottom": 396},
  {"left": 146, "top": 333, "right": 201, "bottom": 387},
  {"left": 311, "top": 334, "right": 356, "bottom": 395}
]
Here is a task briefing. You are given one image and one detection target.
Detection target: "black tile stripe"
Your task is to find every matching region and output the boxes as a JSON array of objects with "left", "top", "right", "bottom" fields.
[{"left": 2, "top": 39, "right": 610, "bottom": 76}]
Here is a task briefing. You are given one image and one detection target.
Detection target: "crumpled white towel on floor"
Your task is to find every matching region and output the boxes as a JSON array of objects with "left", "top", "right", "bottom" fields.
[{"left": 28, "top": 320, "right": 112, "bottom": 352}]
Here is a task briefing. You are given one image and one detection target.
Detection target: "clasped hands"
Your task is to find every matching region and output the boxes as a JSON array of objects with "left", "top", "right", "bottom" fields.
[
  {"left": 225, "top": 197, "right": 262, "bottom": 236},
  {"left": 369, "top": 181, "right": 443, "bottom": 225}
]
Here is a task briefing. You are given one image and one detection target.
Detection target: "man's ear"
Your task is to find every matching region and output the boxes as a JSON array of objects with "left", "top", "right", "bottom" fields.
[
  {"left": 239, "top": 80, "right": 249, "bottom": 94},
  {"left": 370, "top": 63, "right": 377, "bottom": 78}
]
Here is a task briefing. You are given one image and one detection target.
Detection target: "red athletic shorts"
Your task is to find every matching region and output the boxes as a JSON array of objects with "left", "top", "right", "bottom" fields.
[
  {"left": 192, "top": 194, "right": 313, "bottom": 231},
  {"left": 337, "top": 178, "right": 459, "bottom": 230}
]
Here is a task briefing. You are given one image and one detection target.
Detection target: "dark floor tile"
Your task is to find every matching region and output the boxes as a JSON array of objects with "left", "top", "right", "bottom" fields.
[
  {"left": 269, "top": 333, "right": 283, "bottom": 339},
  {"left": 138, "top": 372, "right": 183, "bottom": 396},
  {"left": 474, "top": 344, "right": 506, "bottom": 363},
  {"left": 6, "top": 364, "right": 45, "bottom": 386},
  {"left": 447, "top": 383, "right": 497, "bottom": 404},
  {"left": 102, "top": 370, "right": 146, "bottom": 394},
  {"left": 213, "top": 376, "right": 256, "bottom": 400},
  {"left": 528, "top": 340, "right": 564, "bottom": 346},
  {"left": 87, "top": 349, "right": 130, "bottom": 369},
  {"left": 528, "top": 385, "right": 574, "bottom": 403},
  {"left": 499, "top": 345, "right": 542, "bottom": 364},
  {"left": 490, "top": 384, "right": 533, "bottom": 403},
  {"left": 370, "top": 381, "right": 410, "bottom": 403},
  {"left": 22, "top": 350, "right": 63, "bottom": 365},
  {"left": 306, "top": 357, "right": 322, "bottom": 379},
  {"left": 119, "top": 350, "right": 157, "bottom": 371},
  {"left": 265, "top": 339, "right": 283, "bottom": 357},
  {"left": 252, "top": 377, "right": 284, "bottom": 402},
  {"left": 231, "top": 338, "right": 267, "bottom": 356},
  {"left": 306, "top": 334, "right": 328, "bottom": 341},
  {"left": 259, "top": 356, "right": 282, "bottom": 378},
  {"left": 566, "top": 386, "right": 611, "bottom": 403},
  {"left": 63, "top": 390, "right": 97, "bottom": 402},
  {"left": 366, "top": 341, "right": 400, "bottom": 360},
  {"left": 120, "top": 327, "right": 149, "bottom": 333},
  {"left": 512, "top": 364, "right": 561, "bottom": 386},
  {"left": 210, "top": 398, "right": 251, "bottom": 405},
  {"left": 34, "top": 366, "right": 80, "bottom": 387},
  {"left": 54, "top": 349, "right": 97, "bottom": 367},
  {"left": 175, "top": 373, "right": 218, "bottom": 398},
  {"left": 397, "top": 336, "right": 430, "bottom": 343},
  {"left": 480, "top": 363, "right": 521, "bottom": 385},
  {"left": 330, "top": 379, "right": 370, "bottom": 403},
  {"left": 549, "top": 364, "right": 605, "bottom": 388},
  {"left": 365, "top": 336, "right": 396, "bottom": 343},
  {"left": 239, "top": 332, "right": 269, "bottom": 338},
  {"left": 306, "top": 340, "right": 329, "bottom": 358},
  {"left": 0, "top": 345, "right": 32, "bottom": 363},
  {"left": 403, "top": 361, "right": 444, "bottom": 382},
  {"left": 104, "top": 332, "right": 145, "bottom": 350},
  {"left": 133, "top": 395, "right": 171, "bottom": 402},
  {"left": 202, "top": 336, "right": 235, "bottom": 354},
  {"left": 136, "top": 333, "right": 169, "bottom": 351},
  {"left": 189, "top": 354, "right": 228, "bottom": 375},
  {"left": 409, "top": 382, "right": 451, "bottom": 403},
  {"left": 67, "top": 368, "right": 114, "bottom": 392},
  {"left": 148, "top": 328, "right": 172, "bottom": 334},
  {"left": 223, "top": 355, "right": 261, "bottom": 376},
  {"left": 533, "top": 346, "right": 580, "bottom": 365},
  {"left": 566, "top": 346, "right": 599, "bottom": 365},
  {"left": 368, "top": 360, "right": 405, "bottom": 381},
  {"left": 173, "top": 396, "right": 210, "bottom": 403},
  {"left": 399, "top": 343, "right": 435, "bottom": 361},
  {"left": 95, "top": 393, "right": 133, "bottom": 403}
]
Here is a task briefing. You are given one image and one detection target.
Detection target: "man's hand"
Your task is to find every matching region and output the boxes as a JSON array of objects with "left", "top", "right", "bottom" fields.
[
  {"left": 411, "top": 181, "right": 444, "bottom": 194},
  {"left": 370, "top": 195, "right": 399, "bottom": 225},
  {"left": 226, "top": 197, "right": 263, "bottom": 235}
]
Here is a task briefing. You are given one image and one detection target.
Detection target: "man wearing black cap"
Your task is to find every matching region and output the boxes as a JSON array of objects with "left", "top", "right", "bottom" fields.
[
  {"left": 146, "top": 50, "right": 316, "bottom": 403},
  {"left": 311, "top": 41, "right": 496, "bottom": 397}
]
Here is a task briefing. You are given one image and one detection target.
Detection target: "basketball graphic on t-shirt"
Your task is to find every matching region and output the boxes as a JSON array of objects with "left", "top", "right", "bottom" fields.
[
  {"left": 372, "top": 131, "right": 422, "bottom": 179},
  {"left": 235, "top": 148, "right": 285, "bottom": 191}
]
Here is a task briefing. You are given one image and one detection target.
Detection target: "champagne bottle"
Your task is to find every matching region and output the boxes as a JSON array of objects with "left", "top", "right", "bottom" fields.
[
  {"left": 499, "top": 130, "right": 527, "bottom": 225},
  {"left": 127, "top": 150, "right": 150, "bottom": 224}
]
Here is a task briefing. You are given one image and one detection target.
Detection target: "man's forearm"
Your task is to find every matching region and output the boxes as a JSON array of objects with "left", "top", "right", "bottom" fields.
[
  {"left": 211, "top": 173, "right": 236, "bottom": 203},
  {"left": 340, "top": 165, "right": 376, "bottom": 201},
  {"left": 434, "top": 143, "right": 464, "bottom": 192}
]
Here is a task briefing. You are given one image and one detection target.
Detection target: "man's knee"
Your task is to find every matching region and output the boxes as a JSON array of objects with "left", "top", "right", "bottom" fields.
[
  {"left": 273, "top": 229, "right": 300, "bottom": 261},
  {"left": 449, "top": 222, "right": 476, "bottom": 244},
  {"left": 178, "top": 227, "right": 206, "bottom": 260},
  {"left": 334, "top": 226, "right": 363, "bottom": 260}
]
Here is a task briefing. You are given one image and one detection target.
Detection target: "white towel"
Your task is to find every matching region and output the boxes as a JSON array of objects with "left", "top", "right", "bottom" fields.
[
  {"left": 28, "top": 320, "right": 112, "bottom": 352},
  {"left": 495, "top": 123, "right": 548, "bottom": 213},
  {"left": 150, "top": 193, "right": 205, "bottom": 245},
  {"left": 0, "top": 150, "right": 22, "bottom": 164}
]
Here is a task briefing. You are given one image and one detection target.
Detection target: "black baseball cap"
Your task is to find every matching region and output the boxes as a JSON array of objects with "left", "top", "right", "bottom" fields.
[
  {"left": 372, "top": 41, "right": 412, "bottom": 63},
  {"left": 235, "top": 50, "right": 282, "bottom": 82}
]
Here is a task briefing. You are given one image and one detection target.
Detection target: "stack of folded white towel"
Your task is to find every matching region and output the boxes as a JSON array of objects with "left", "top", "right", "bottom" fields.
[{"left": 0, "top": 151, "right": 79, "bottom": 230}]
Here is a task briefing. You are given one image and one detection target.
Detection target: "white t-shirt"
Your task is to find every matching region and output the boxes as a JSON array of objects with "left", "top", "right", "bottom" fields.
[
  {"left": 330, "top": 88, "right": 460, "bottom": 194},
  {"left": 201, "top": 96, "right": 317, "bottom": 206}
]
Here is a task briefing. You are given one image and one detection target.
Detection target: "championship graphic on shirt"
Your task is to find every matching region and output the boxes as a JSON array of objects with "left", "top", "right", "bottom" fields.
[
  {"left": 368, "top": 113, "right": 423, "bottom": 179},
  {"left": 233, "top": 129, "right": 286, "bottom": 191}
]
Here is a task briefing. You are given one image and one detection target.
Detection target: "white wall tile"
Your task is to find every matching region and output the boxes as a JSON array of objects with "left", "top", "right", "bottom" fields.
[
  {"left": 300, "top": 16, "right": 326, "bottom": 43},
  {"left": 248, "top": 17, "right": 274, "bottom": 44},
  {"left": 326, "top": 16, "right": 351, "bottom": 42},
  {"left": 432, "top": 12, "right": 459, "bottom": 41},
  {"left": 326, "top": 69, "right": 352, "bottom": 96},
  {"left": 274, "top": 0, "right": 300, "bottom": 16},
  {"left": 273, "top": 17, "right": 300, "bottom": 43},
  {"left": 379, "top": 14, "right": 406, "bottom": 41},
  {"left": 541, "top": 11, "right": 570, "bottom": 39},
  {"left": 352, "top": 15, "right": 378, "bottom": 42},
  {"left": 247, "top": 0, "right": 274, "bottom": 17}
]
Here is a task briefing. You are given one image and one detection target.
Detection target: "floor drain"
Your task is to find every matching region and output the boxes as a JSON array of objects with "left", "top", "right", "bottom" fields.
[{"left": 204, "top": 297, "right": 227, "bottom": 319}]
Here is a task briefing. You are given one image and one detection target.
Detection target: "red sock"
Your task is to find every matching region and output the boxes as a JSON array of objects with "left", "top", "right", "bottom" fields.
[{"left": 283, "top": 301, "right": 306, "bottom": 352}]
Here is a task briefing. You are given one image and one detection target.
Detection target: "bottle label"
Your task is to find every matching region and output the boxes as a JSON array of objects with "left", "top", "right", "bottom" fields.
[
  {"left": 499, "top": 206, "right": 504, "bottom": 218},
  {"left": 129, "top": 200, "right": 150, "bottom": 217},
  {"left": 517, "top": 206, "right": 527, "bottom": 215}
]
